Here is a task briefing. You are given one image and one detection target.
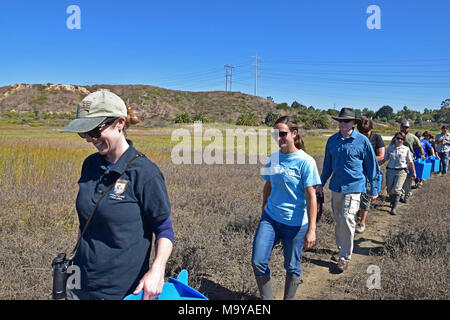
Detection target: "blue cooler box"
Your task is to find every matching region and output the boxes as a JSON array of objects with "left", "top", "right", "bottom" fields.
[
  {"left": 412, "top": 158, "right": 432, "bottom": 180},
  {"left": 428, "top": 156, "right": 440, "bottom": 172}
]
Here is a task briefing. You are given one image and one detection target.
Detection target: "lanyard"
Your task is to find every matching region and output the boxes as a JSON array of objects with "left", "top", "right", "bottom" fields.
[{"left": 68, "top": 153, "right": 144, "bottom": 261}]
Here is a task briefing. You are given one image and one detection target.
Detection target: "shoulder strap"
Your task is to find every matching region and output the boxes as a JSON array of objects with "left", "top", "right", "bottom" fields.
[{"left": 68, "top": 153, "right": 144, "bottom": 261}]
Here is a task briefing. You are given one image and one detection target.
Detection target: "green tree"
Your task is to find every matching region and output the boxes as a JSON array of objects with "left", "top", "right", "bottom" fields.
[
  {"left": 310, "top": 114, "right": 330, "bottom": 129},
  {"left": 236, "top": 112, "right": 260, "bottom": 126},
  {"left": 174, "top": 112, "right": 192, "bottom": 124},
  {"left": 276, "top": 102, "right": 290, "bottom": 110},
  {"left": 193, "top": 111, "right": 208, "bottom": 123},
  {"left": 326, "top": 108, "right": 339, "bottom": 116},
  {"left": 362, "top": 108, "right": 375, "bottom": 118},
  {"left": 264, "top": 111, "right": 281, "bottom": 126},
  {"left": 291, "top": 101, "right": 306, "bottom": 109},
  {"left": 375, "top": 105, "right": 394, "bottom": 120}
]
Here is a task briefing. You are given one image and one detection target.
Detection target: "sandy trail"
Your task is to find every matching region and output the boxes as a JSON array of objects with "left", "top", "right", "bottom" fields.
[{"left": 270, "top": 173, "right": 445, "bottom": 300}]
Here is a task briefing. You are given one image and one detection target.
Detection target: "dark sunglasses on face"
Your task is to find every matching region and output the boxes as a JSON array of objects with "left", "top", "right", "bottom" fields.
[
  {"left": 78, "top": 118, "right": 118, "bottom": 139},
  {"left": 272, "top": 130, "right": 290, "bottom": 138},
  {"left": 395, "top": 137, "right": 404, "bottom": 141}
]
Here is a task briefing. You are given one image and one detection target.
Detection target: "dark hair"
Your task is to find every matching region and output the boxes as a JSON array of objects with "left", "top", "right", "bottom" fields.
[
  {"left": 394, "top": 131, "right": 406, "bottom": 141},
  {"left": 274, "top": 116, "right": 306, "bottom": 151},
  {"left": 357, "top": 117, "right": 373, "bottom": 133}
]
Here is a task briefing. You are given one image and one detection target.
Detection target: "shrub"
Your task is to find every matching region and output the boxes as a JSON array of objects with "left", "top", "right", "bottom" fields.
[
  {"left": 31, "top": 95, "right": 47, "bottom": 105},
  {"left": 276, "top": 102, "right": 290, "bottom": 110},
  {"left": 310, "top": 114, "right": 330, "bottom": 129},
  {"left": 174, "top": 112, "right": 193, "bottom": 124},
  {"left": 236, "top": 112, "right": 260, "bottom": 126},
  {"left": 264, "top": 111, "right": 281, "bottom": 126},
  {"left": 193, "top": 112, "right": 208, "bottom": 123}
]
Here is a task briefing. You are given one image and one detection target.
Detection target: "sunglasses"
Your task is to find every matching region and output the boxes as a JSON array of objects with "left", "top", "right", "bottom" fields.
[
  {"left": 78, "top": 118, "right": 118, "bottom": 139},
  {"left": 395, "top": 137, "right": 404, "bottom": 141},
  {"left": 272, "top": 130, "right": 290, "bottom": 138}
]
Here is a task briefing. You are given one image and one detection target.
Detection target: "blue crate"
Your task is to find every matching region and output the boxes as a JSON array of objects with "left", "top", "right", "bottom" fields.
[
  {"left": 412, "top": 158, "right": 432, "bottom": 180},
  {"left": 377, "top": 172, "right": 383, "bottom": 193},
  {"left": 124, "top": 269, "right": 208, "bottom": 300},
  {"left": 428, "top": 156, "right": 440, "bottom": 172}
]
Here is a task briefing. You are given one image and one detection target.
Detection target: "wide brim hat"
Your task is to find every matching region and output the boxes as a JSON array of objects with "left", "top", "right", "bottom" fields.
[
  {"left": 61, "top": 90, "right": 127, "bottom": 133},
  {"left": 331, "top": 107, "right": 360, "bottom": 121}
]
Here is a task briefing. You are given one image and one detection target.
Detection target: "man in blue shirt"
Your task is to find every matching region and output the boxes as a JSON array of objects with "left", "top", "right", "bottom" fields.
[{"left": 316, "top": 108, "right": 380, "bottom": 272}]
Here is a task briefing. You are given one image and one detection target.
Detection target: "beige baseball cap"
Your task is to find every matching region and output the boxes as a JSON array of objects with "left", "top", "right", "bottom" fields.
[{"left": 61, "top": 90, "right": 127, "bottom": 133}]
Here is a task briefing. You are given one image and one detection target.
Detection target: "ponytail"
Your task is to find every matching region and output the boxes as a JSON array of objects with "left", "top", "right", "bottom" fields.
[
  {"left": 125, "top": 104, "right": 139, "bottom": 129},
  {"left": 294, "top": 134, "right": 306, "bottom": 152}
]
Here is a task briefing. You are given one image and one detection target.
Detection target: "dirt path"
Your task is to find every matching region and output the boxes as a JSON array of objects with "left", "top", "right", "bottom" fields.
[{"left": 270, "top": 173, "right": 441, "bottom": 300}]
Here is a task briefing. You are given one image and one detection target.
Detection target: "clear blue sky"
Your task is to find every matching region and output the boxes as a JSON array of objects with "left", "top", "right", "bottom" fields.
[{"left": 0, "top": 0, "right": 449, "bottom": 112}]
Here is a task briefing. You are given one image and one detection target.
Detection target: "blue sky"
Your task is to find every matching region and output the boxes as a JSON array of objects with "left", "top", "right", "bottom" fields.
[{"left": 0, "top": 0, "right": 449, "bottom": 112}]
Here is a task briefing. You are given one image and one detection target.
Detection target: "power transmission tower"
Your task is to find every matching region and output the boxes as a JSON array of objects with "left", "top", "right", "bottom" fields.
[
  {"left": 224, "top": 65, "right": 234, "bottom": 91},
  {"left": 252, "top": 54, "right": 259, "bottom": 96}
]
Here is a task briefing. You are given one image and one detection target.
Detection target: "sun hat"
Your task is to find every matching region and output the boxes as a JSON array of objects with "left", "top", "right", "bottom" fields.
[
  {"left": 61, "top": 90, "right": 127, "bottom": 133},
  {"left": 331, "top": 107, "right": 360, "bottom": 121}
]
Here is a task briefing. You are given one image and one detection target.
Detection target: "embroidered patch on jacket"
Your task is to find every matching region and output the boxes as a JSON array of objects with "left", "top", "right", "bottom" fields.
[{"left": 113, "top": 179, "right": 128, "bottom": 194}]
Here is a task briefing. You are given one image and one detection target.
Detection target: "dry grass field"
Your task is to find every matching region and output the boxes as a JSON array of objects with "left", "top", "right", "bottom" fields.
[{"left": 0, "top": 123, "right": 448, "bottom": 300}]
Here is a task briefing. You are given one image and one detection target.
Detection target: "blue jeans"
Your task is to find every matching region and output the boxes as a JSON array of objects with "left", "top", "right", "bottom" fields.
[
  {"left": 251, "top": 211, "right": 308, "bottom": 278},
  {"left": 439, "top": 151, "right": 449, "bottom": 175}
]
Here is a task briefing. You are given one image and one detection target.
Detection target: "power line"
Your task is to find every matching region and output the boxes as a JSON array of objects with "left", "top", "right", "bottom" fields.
[{"left": 224, "top": 65, "right": 234, "bottom": 91}]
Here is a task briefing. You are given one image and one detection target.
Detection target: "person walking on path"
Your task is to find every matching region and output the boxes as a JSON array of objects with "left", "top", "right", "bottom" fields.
[
  {"left": 316, "top": 108, "right": 380, "bottom": 273},
  {"left": 389, "top": 121, "right": 425, "bottom": 203},
  {"left": 414, "top": 131, "right": 438, "bottom": 188},
  {"left": 435, "top": 125, "right": 450, "bottom": 176},
  {"left": 252, "top": 116, "right": 321, "bottom": 300},
  {"left": 61, "top": 90, "right": 174, "bottom": 300},
  {"left": 356, "top": 117, "right": 385, "bottom": 234},
  {"left": 380, "top": 132, "right": 416, "bottom": 215},
  {"left": 422, "top": 131, "right": 439, "bottom": 158}
]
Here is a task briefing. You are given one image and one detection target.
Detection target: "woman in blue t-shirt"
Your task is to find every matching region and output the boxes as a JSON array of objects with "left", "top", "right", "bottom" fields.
[{"left": 251, "top": 116, "right": 321, "bottom": 300}]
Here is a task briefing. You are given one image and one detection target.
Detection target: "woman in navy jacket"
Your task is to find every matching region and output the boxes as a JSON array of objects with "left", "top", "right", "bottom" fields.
[{"left": 61, "top": 90, "right": 174, "bottom": 300}]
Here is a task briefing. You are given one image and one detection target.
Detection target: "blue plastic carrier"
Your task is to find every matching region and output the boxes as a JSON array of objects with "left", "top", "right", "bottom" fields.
[
  {"left": 377, "top": 172, "right": 383, "bottom": 193},
  {"left": 412, "top": 158, "right": 432, "bottom": 180},
  {"left": 123, "top": 269, "right": 208, "bottom": 300},
  {"left": 427, "top": 156, "right": 440, "bottom": 172}
]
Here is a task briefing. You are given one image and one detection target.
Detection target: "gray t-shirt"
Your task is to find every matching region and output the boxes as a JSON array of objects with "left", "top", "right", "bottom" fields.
[
  {"left": 385, "top": 144, "right": 413, "bottom": 169},
  {"left": 435, "top": 133, "right": 450, "bottom": 153}
]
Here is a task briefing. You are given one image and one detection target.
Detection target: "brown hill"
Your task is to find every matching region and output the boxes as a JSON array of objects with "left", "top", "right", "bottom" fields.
[{"left": 0, "top": 83, "right": 281, "bottom": 122}]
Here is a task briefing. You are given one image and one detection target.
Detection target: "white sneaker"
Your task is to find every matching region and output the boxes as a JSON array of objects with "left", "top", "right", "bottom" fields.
[{"left": 355, "top": 223, "right": 366, "bottom": 234}]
